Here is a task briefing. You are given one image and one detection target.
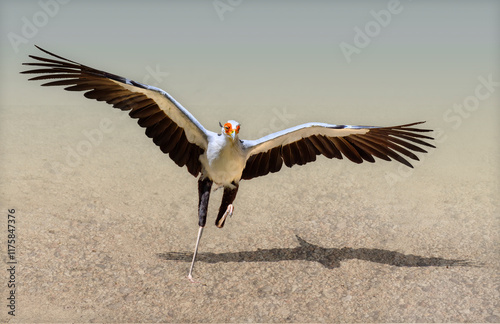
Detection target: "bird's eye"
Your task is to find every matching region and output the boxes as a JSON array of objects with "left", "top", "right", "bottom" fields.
[{"left": 235, "top": 125, "right": 240, "bottom": 132}]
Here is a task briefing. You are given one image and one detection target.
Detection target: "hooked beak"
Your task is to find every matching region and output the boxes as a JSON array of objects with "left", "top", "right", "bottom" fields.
[{"left": 230, "top": 131, "right": 236, "bottom": 140}]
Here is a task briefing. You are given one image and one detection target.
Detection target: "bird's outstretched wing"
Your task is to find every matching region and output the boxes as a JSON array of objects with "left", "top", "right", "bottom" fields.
[
  {"left": 240, "top": 122, "right": 434, "bottom": 180},
  {"left": 22, "top": 45, "right": 214, "bottom": 177}
]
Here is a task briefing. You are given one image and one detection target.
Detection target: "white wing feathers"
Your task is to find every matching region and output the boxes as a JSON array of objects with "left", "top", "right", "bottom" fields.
[{"left": 242, "top": 122, "right": 372, "bottom": 157}]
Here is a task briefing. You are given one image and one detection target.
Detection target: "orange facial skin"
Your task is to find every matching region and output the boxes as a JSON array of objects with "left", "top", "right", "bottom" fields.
[{"left": 224, "top": 122, "right": 240, "bottom": 135}]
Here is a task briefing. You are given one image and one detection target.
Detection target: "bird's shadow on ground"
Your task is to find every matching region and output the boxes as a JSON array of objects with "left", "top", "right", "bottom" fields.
[{"left": 157, "top": 235, "right": 475, "bottom": 269}]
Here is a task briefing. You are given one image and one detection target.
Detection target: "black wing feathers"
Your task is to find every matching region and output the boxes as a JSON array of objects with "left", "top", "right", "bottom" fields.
[
  {"left": 22, "top": 46, "right": 202, "bottom": 176},
  {"left": 241, "top": 122, "right": 435, "bottom": 180}
]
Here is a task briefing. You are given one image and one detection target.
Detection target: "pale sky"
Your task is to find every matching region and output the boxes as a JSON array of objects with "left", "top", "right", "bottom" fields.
[{"left": 1, "top": 1, "right": 498, "bottom": 144}]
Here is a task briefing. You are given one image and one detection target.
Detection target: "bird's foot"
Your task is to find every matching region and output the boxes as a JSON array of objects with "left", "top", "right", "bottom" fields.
[
  {"left": 187, "top": 274, "right": 198, "bottom": 283},
  {"left": 187, "top": 274, "right": 206, "bottom": 285},
  {"left": 217, "top": 204, "right": 233, "bottom": 228}
]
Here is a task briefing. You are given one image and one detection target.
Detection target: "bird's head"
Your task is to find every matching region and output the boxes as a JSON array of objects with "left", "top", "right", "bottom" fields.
[{"left": 219, "top": 120, "right": 240, "bottom": 141}]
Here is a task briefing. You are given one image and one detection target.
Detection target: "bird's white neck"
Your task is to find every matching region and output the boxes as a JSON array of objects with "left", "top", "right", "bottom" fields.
[{"left": 202, "top": 134, "right": 246, "bottom": 186}]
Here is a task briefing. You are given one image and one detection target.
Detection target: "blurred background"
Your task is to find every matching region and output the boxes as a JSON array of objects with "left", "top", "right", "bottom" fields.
[{"left": 1, "top": 0, "right": 498, "bottom": 181}]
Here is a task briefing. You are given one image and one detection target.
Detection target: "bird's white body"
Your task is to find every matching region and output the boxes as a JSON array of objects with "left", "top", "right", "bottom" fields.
[{"left": 202, "top": 131, "right": 246, "bottom": 186}]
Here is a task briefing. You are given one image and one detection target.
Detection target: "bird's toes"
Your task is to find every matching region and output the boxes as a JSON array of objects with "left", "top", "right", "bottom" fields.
[{"left": 216, "top": 204, "right": 234, "bottom": 228}]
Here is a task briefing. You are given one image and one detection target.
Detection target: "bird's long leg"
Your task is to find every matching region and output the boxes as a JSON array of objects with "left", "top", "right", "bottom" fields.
[
  {"left": 215, "top": 183, "right": 239, "bottom": 228},
  {"left": 188, "top": 226, "right": 204, "bottom": 282},
  {"left": 188, "top": 177, "right": 212, "bottom": 282}
]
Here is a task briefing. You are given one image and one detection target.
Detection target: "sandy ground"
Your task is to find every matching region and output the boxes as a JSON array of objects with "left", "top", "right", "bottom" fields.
[{"left": 1, "top": 102, "right": 499, "bottom": 323}]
